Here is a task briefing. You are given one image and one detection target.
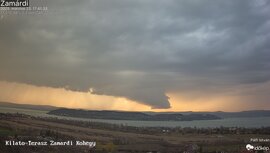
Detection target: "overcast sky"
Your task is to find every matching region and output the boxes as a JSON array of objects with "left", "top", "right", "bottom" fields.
[{"left": 0, "top": 0, "right": 270, "bottom": 110}]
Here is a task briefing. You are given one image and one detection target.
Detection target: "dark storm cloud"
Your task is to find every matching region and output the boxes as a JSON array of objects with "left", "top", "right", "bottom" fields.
[{"left": 0, "top": 0, "right": 270, "bottom": 108}]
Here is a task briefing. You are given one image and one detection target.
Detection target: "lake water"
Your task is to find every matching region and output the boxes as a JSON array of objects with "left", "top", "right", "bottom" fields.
[{"left": 1, "top": 107, "right": 270, "bottom": 128}]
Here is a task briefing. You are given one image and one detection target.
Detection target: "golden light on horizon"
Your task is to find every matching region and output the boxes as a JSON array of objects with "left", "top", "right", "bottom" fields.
[
  {"left": 163, "top": 93, "right": 242, "bottom": 112},
  {"left": 0, "top": 81, "right": 268, "bottom": 112},
  {"left": 0, "top": 81, "right": 150, "bottom": 111}
]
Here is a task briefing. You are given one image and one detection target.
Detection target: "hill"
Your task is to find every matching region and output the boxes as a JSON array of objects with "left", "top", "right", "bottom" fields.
[
  {"left": 147, "top": 110, "right": 270, "bottom": 118},
  {"left": 47, "top": 108, "right": 221, "bottom": 121},
  {"left": 0, "top": 101, "right": 57, "bottom": 111}
]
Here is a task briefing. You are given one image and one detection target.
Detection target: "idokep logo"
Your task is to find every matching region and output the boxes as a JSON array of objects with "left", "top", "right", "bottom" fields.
[
  {"left": 246, "top": 144, "right": 270, "bottom": 151},
  {"left": 246, "top": 144, "right": 254, "bottom": 151},
  {"left": 1, "top": 0, "right": 29, "bottom": 7}
]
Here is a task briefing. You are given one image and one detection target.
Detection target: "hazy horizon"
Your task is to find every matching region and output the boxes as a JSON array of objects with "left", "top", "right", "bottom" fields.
[{"left": 1, "top": 100, "right": 270, "bottom": 113}]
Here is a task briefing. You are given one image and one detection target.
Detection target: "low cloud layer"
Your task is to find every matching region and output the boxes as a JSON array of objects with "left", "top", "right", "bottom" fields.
[{"left": 0, "top": 0, "right": 270, "bottom": 109}]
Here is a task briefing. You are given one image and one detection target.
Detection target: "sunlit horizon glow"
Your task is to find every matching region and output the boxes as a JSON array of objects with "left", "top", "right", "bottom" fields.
[{"left": 1, "top": 81, "right": 269, "bottom": 112}]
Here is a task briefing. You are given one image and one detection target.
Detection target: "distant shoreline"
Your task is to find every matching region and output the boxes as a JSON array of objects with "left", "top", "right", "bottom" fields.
[{"left": 1, "top": 106, "right": 270, "bottom": 128}]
